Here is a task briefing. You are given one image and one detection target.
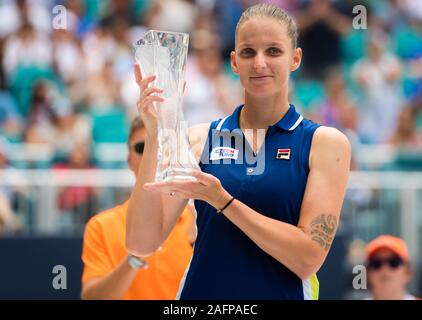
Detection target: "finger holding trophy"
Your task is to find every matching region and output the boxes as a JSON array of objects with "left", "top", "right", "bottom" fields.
[{"left": 134, "top": 68, "right": 162, "bottom": 136}]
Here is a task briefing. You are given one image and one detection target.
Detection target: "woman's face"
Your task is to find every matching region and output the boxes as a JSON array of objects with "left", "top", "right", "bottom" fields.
[{"left": 231, "top": 17, "right": 301, "bottom": 98}]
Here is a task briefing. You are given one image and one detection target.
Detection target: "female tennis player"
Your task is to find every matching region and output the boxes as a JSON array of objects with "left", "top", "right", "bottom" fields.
[{"left": 126, "top": 3, "right": 351, "bottom": 300}]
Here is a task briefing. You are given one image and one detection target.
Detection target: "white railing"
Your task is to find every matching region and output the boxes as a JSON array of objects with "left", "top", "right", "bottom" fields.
[
  {"left": 4, "top": 142, "right": 422, "bottom": 167},
  {"left": 1, "top": 168, "right": 421, "bottom": 295},
  {"left": 0, "top": 169, "right": 134, "bottom": 234},
  {"left": 4, "top": 143, "right": 129, "bottom": 166},
  {"left": 348, "top": 172, "right": 422, "bottom": 262},
  {"left": 0, "top": 169, "right": 421, "bottom": 259}
]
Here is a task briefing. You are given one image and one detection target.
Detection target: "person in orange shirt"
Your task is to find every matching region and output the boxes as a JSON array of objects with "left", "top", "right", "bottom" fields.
[{"left": 81, "top": 117, "right": 195, "bottom": 300}]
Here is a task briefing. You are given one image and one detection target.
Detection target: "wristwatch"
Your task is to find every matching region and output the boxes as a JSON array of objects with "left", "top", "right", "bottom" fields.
[{"left": 127, "top": 254, "right": 148, "bottom": 270}]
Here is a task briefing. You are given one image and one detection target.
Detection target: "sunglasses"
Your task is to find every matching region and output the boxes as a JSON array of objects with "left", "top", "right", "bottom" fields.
[
  {"left": 131, "top": 141, "right": 145, "bottom": 155},
  {"left": 368, "top": 256, "right": 404, "bottom": 270}
]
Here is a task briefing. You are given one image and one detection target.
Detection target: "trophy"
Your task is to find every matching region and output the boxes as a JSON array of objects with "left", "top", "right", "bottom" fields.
[{"left": 133, "top": 30, "right": 200, "bottom": 182}]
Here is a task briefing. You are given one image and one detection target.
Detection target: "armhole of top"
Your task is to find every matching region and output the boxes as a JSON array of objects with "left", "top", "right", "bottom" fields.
[
  {"left": 301, "top": 122, "right": 321, "bottom": 175},
  {"left": 198, "top": 118, "right": 222, "bottom": 166}
]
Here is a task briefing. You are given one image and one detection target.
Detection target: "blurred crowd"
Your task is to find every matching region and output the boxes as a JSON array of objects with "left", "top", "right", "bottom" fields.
[
  {"left": 1, "top": 0, "right": 422, "bottom": 162},
  {"left": 1, "top": 0, "right": 422, "bottom": 227}
]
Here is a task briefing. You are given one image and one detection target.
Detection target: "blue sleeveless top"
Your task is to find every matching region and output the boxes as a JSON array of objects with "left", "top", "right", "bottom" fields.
[{"left": 178, "top": 104, "right": 320, "bottom": 300}]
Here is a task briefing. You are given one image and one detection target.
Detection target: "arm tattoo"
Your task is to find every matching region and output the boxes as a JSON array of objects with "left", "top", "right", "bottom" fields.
[{"left": 309, "top": 214, "right": 338, "bottom": 252}]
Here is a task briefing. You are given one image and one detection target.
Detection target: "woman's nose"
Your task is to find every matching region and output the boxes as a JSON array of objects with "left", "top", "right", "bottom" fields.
[{"left": 253, "top": 52, "right": 267, "bottom": 70}]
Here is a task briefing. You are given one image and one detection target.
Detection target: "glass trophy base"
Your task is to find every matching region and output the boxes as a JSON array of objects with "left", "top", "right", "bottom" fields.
[{"left": 161, "top": 167, "right": 197, "bottom": 182}]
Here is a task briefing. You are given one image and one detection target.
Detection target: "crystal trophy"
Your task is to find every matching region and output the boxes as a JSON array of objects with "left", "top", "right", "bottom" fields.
[{"left": 133, "top": 30, "right": 199, "bottom": 181}]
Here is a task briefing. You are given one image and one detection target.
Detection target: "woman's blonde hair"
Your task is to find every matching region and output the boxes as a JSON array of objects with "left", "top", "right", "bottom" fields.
[{"left": 235, "top": 3, "right": 298, "bottom": 49}]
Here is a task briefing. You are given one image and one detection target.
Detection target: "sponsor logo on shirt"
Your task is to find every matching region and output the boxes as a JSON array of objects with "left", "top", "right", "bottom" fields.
[
  {"left": 210, "top": 147, "right": 239, "bottom": 160},
  {"left": 276, "top": 148, "right": 291, "bottom": 160}
]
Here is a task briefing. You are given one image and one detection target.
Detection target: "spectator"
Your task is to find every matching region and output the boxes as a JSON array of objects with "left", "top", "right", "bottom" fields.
[
  {"left": 369, "top": 0, "right": 409, "bottom": 32},
  {"left": 24, "top": 80, "right": 72, "bottom": 144},
  {"left": 184, "top": 29, "right": 243, "bottom": 125},
  {"left": 83, "top": 59, "right": 121, "bottom": 111},
  {"left": 317, "top": 67, "right": 359, "bottom": 133},
  {"left": 365, "top": 235, "right": 420, "bottom": 300},
  {"left": 314, "top": 67, "right": 361, "bottom": 153},
  {"left": 55, "top": 141, "right": 97, "bottom": 226},
  {"left": 52, "top": 28, "right": 84, "bottom": 85},
  {"left": 402, "top": 0, "right": 422, "bottom": 22},
  {"left": 352, "top": 29, "right": 404, "bottom": 144},
  {"left": 295, "top": 0, "right": 352, "bottom": 79},
  {"left": 0, "top": 80, "right": 22, "bottom": 141},
  {"left": 2, "top": 19, "right": 52, "bottom": 78},
  {"left": 64, "top": 0, "right": 97, "bottom": 39},
  {"left": 100, "top": 0, "right": 140, "bottom": 28},
  {"left": 107, "top": 18, "right": 133, "bottom": 81},
  {"left": 392, "top": 13, "right": 422, "bottom": 101},
  {"left": 54, "top": 111, "right": 92, "bottom": 157},
  {"left": 213, "top": 0, "right": 244, "bottom": 59},
  {"left": 81, "top": 117, "right": 195, "bottom": 299},
  {"left": 0, "top": 0, "right": 51, "bottom": 38},
  {"left": 389, "top": 105, "right": 422, "bottom": 147},
  {"left": 0, "top": 138, "right": 21, "bottom": 233},
  {"left": 144, "top": 0, "right": 198, "bottom": 34},
  {"left": 81, "top": 25, "right": 116, "bottom": 75}
]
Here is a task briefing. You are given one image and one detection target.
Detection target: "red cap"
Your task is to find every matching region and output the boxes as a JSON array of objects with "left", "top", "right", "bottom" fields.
[{"left": 365, "top": 235, "right": 410, "bottom": 263}]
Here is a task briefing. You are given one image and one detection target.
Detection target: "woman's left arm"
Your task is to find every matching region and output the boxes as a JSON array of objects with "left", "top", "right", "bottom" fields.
[
  {"left": 144, "top": 127, "right": 351, "bottom": 280},
  {"left": 215, "top": 127, "right": 351, "bottom": 279}
]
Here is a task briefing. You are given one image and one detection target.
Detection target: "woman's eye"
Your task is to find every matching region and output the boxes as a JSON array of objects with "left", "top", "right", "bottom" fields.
[
  {"left": 240, "top": 48, "right": 255, "bottom": 57},
  {"left": 268, "top": 47, "right": 282, "bottom": 55}
]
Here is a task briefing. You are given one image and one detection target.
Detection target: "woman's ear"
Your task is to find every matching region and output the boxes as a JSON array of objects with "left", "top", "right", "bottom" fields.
[
  {"left": 230, "top": 51, "right": 239, "bottom": 75},
  {"left": 290, "top": 47, "right": 302, "bottom": 72}
]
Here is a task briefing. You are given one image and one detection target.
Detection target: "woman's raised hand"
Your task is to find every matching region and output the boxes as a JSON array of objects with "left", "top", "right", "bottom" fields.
[{"left": 134, "top": 63, "right": 164, "bottom": 136}]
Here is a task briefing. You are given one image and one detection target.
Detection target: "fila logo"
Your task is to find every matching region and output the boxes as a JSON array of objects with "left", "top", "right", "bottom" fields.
[{"left": 276, "top": 148, "right": 291, "bottom": 160}]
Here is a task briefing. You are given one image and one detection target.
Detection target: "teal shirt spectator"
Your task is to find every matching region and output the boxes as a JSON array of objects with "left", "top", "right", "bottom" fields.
[{"left": 0, "top": 90, "right": 21, "bottom": 142}]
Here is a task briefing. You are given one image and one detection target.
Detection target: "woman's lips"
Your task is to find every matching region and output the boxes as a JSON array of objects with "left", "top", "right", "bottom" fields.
[{"left": 250, "top": 75, "right": 273, "bottom": 82}]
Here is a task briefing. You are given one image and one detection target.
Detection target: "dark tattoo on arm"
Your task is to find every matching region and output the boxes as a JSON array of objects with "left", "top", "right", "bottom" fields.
[{"left": 309, "top": 214, "right": 338, "bottom": 252}]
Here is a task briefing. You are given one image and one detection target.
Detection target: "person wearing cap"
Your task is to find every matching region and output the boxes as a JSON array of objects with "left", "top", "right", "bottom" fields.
[
  {"left": 81, "top": 117, "right": 195, "bottom": 300},
  {"left": 365, "top": 235, "right": 419, "bottom": 300}
]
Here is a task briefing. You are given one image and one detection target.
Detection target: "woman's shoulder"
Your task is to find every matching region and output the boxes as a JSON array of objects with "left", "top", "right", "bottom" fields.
[
  {"left": 310, "top": 126, "right": 351, "bottom": 160},
  {"left": 188, "top": 122, "right": 211, "bottom": 162},
  {"left": 313, "top": 126, "right": 350, "bottom": 144},
  {"left": 188, "top": 122, "right": 211, "bottom": 142},
  {"left": 305, "top": 125, "right": 351, "bottom": 178}
]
